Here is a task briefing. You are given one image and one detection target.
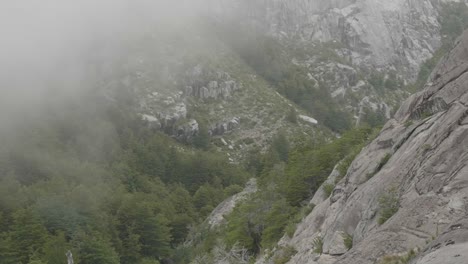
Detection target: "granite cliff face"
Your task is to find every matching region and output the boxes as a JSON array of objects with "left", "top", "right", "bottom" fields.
[
  {"left": 99, "top": 1, "right": 466, "bottom": 160},
  {"left": 207, "top": 0, "right": 464, "bottom": 124},
  {"left": 212, "top": 0, "right": 444, "bottom": 79},
  {"left": 264, "top": 30, "right": 468, "bottom": 264}
]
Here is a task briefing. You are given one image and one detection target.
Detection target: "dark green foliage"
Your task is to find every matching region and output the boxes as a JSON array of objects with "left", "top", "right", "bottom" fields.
[
  {"left": 193, "top": 123, "right": 210, "bottom": 150},
  {"left": 193, "top": 184, "right": 225, "bottom": 217},
  {"left": 336, "top": 147, "right": 361, "bottom": 180},
  {"left": 225, "top": 203, "right": 262, "bottom": 254},
  {"left": 76, "top": 234, "right": 120, "bottom": 264},
  {"left": 378, "top": 188, "right": 400, "bottom": 225},
  {"left": 283, "top": 126, "right": 376, "bottom": 206},
  {"left": 271, "top": 132, "right": 290, "bottom": 162},
  {"left": 224, "top": 163, "right": 296, "bottom": 253},
  {"left": 0, "top": 94, "right": 249, "bottom": 264},
  {"left": 221, "top": 127, "right": 374, "bottom": 257},
  {"left": 361, "top": 107, "right": 387, "bottom": 128},
  {"left": 261, "top": 199, "right": 298, "bottom": 248},
  {"left": 224, "top": 184, "right": 244, "bottom": 197},
  {"left": 0, "top": 209, "right": 49, "bottom": 264},
  {"left": 368, "top": 73, "right": 385, "bottom": 91},
  {"left": 41, "top": 233, "right": 70, "bottom": 264}
]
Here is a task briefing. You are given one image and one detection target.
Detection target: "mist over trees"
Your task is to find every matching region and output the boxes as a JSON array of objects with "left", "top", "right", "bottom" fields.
[{"left": 1, "top": 0, "right": 467, "bottom": 263}]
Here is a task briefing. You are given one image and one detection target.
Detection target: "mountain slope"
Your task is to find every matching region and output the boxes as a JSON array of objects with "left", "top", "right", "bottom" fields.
[
  {"left": 96, "top": 20, "right": 331, "bottom": 161},
  {"left": 209, "top": 0, "right": 468, "bottom": 126},
  {"left": 212, "top": 0, "right": 442, "bottom": 78},
  {"left": 269, "top": 29, "right": 468, "bottom": 264}
]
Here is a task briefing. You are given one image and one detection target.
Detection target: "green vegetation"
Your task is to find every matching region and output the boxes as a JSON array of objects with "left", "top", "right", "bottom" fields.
[
  {"left": 378, "top": 188, "right": 400, "bottom": 225},
  {"left": 422, "top": 144, "right": 432, "bottom": 152},
  {"left": 186, "top": 126, "right": 377, "bottom": 260},
  {"left": 273, "top": 246, "right": 298, "bottom": 264},
  {"left": 408, "top": 2, "right": 468, "bottom": 92},
  {"left": 360, "top": 106, "right": 387, "bottom": 128},
  {"left": 342, "top": 232, "right": 353, "bottom": 250},
  {"left": 284, "top": 126, "right": 378, "bottom": 206},
  {"left": 275, "top": 66, "right": 352, "bottom": 132},
  {"left": 214, "top": 24, "right": 352, "bottom": 133},
  {"left": 378, "top": 249, "right": 417, "bottom": 264},
  {"left": 285, "top": 204, "right": 315, "bottom": 238},
  {"left": 367, "top": 153, "right": 392, "bottom": 180},
  {"left": 0, "top": 93, "right": 249, "bottom": 264},
  {"left": 286, "top": 107, "right": 298, "bottom": 124},
  {"left": 192, "top": 122, "right": 210, "bottom": 150},
  {"left": 312, "top": 236, "right": 324, "bottom": 255},
  {"left": 376, "top": 154, "right": 392, "bottom": 172},
  {"left": 323, "top": 183, "right": 335, "bottom": 198},
  {"left": 336, "top": 134, "right": 374, "bottom": 182}
]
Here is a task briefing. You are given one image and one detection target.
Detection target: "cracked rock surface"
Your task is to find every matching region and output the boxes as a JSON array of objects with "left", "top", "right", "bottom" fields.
[
  {"left": 212, "top": 0, "right": 442, "bottom": 79},
  {"left": 267, "top": 30, "right": 468, "bottom": 264}
]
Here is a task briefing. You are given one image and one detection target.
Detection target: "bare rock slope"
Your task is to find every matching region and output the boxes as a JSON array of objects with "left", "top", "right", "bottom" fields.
[
  {"left": 213, "top": 0, "right": 443, "bottom": 78},
  {"left": 276, "top": 30, "right": 468, "bottom": 264}
]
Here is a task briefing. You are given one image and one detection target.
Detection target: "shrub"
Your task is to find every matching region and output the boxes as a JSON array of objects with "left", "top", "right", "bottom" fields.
[
  {"left": 312, "top": 236, "right": 323, "bottom": 255},
  {"left": 378, "top": 188, "right": 399, "bottom": 225},
  {"left": 337, "top": 154, "right": 354, "bottom": 180},
  {"left": 323, "top": 183, "right": 335, "bottom": 198},
  {"left": 284, "top": 204, "right": 315, "bottom": 238},
  {"left": 342, "top": 232, "right": 353, "bottom": 250},
  {"left": 286, "top": 107, "right": 298, "bottom": 124}
]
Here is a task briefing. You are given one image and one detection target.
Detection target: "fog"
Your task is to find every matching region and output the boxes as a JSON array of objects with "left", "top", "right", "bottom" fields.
[{"left": 0, "top": 0, "right": 211, "bottom": 129}]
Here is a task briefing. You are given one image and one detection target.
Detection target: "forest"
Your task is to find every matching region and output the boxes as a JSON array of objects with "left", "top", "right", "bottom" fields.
[{"left": 1, "top": 1, "right": 467, "bottom": 264}]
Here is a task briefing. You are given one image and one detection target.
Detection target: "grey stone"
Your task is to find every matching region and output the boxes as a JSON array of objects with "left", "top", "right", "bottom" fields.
[
  {"left": 211, "top": 0, "right": 442, "bottom": 79},
  {"left": 262, "top": 30, "right": 468, "bottom": 264},
  {"left": 206, "top": 179, "right": 258, "bottom": 228}
]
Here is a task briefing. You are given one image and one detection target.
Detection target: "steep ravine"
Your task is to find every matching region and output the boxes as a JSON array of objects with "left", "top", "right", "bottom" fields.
[{"left": 266, "top": 30, "right": 468, "bottom": 264}]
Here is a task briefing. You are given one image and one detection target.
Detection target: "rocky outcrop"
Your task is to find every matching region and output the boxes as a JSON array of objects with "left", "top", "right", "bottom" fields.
[
  {"left": 175, "top": 119, "right": 199, "bottom": 142},
  {"left": 210, "top": 117, "right": 241, "bottom": 136},
  {"left": 267, "top": 30, "right": 468, "bottom": 264},
  {"left": 209, "top": 0, "right": 450, "bottom": 122},
  {"left": 137, "top": 65, "right": 243, "bottom": 141},
  {"left": 212, "top": 0, "right": 443, "bottom": 79},
  {"left": 185, "top": 80, "right": 240, "bottom": 100},
  {"left": 184, "top": 66, "right": 241, "bottom": 100},
  {"left": 206, "top": 179, "right": 258, "bottom": 228}
]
